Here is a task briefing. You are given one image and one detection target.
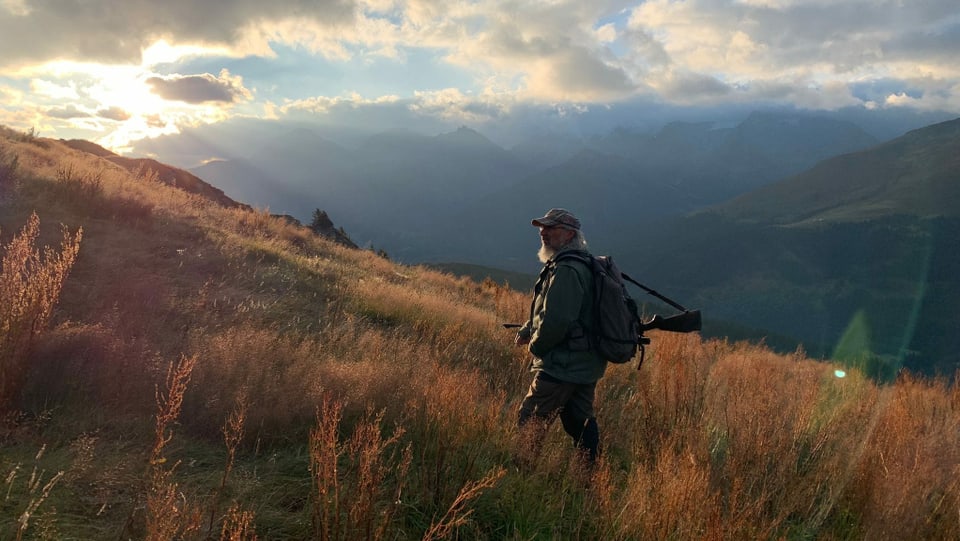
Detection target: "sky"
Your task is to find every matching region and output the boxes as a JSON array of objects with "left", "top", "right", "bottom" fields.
[{"left": 1, "top": 0, "right": 959, "bottom": 155}]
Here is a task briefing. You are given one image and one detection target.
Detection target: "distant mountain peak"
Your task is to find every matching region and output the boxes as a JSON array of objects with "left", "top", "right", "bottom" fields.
[{"left": 435, "top": 126, "right": 500, "bottom": 149}]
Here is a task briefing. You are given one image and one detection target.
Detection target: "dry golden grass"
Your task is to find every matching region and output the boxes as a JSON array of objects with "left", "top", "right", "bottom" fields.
[
  {"left": 308, "top": 396, "right": 413, "bottom": 540},
  {"left": 1, "top": 128, "right": 958, "bottom": 540},
  {"left": 0, "top": 212, "right": 82, "bottom": 410},
  {"left": 220, "top": 502, "right": 258, "bottom": 540},
  {"left": 4, "top": 445, "right": 65, "bottom": 541},
  {"left": 145, "top": 354, "right": 202, "bottom": 541}
]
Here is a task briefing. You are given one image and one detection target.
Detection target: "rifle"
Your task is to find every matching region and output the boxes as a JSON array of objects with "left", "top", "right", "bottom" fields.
[
  {"left": 502, "top": 274, "right": 701, "bottom": 368},
  {"left": 617, "top": 271, "right": 701, "bottom": 366},
  {"left": 634, "top": 309, "right": 701, "bottom": 366}
]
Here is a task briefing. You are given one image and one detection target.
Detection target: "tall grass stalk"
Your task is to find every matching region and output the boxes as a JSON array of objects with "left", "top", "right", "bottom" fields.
[
  {"left": 6, "top": 445, "right": 65, "bottom": 541},
  {"left": 421, "top": 466, "right": 506, "bottom": 541},
  {"left": 145, "top": 354, "right": 200, "bottom": 541},
  {"left": 309, "top": 396, "right": 412, "bottom": 541},
  {"left": 208, "top": 392, "right": 248, "bottom": 535}
]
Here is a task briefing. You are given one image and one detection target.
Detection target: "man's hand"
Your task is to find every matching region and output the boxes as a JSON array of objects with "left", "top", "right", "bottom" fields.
[{"left": 515, "top": 329, "right": 532, "bottom": 346}]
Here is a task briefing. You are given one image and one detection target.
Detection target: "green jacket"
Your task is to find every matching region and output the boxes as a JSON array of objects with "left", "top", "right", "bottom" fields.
[{"left": 520, "top": 249, "right": 607, "bottom": 384}]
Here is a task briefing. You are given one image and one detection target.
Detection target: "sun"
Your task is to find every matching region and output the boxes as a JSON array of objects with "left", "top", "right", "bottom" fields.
[
  {"left": 92, "top": 71, "right": 170, "bottom": 119},
  {"left": 24, "top": 39, "right": 236, "bottom": 153}
]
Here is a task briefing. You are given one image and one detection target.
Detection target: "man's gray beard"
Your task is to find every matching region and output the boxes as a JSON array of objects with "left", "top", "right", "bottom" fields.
[
  {"left": 538, "top": 232, "right": 587, "bottom": 264},
  {"left": 538, "top": 243, "right": 555, "bottom": 263}
]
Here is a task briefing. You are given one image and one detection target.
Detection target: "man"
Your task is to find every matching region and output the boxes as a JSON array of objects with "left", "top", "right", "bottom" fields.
[{"left": 514, "top": 208, "right": 605, "bottom": 464}]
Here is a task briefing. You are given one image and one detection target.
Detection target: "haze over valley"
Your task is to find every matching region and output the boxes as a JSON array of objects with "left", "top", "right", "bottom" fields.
[{"left": 64, "top": 110, "right": 960, "bottom": 377}]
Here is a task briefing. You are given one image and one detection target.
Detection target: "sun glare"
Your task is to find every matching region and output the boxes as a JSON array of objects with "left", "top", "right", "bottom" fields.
[
  {"left": 142, "top": 40, "right": 229, "bottom": 66},
  {"left": 8, "top": 39, "right": 244, "bottom": 152},
  {"left": 23, "top": 59, "right": 172, "bottom": 118}
]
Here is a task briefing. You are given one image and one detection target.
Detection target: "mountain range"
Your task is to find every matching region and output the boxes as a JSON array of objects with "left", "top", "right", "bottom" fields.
[
  {"left": 186, "top": 111, "right": 880, "bottom": 263},
  {"left": 70, "top": 112, "right": 960, "bottom": 375}
]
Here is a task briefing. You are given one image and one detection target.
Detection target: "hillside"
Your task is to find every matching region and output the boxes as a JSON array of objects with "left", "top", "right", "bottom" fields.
[
  {"left": 1, "top": 126, "right": 958, "bottom": 539},
  {"left": 717, "top": 117, "right": 960, "bottom": 224},
  {"left": 622, "top": 118, "right": 960, "bottom": 376},
  {"left": 61, "top": 139, "right": 249, "bottom": 210}
]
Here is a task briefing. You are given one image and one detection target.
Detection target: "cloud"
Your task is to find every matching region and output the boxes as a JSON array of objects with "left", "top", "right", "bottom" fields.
[
  {"left": 0, "top": 0, "right": 29, "bottom": 17},
  {"left": 0, "top": 84, "right": 21, "bottom": 105},
  {"left": 0, "top": 0, "right": 358, "bottom": 68},
  {"left": 2, "top": 0, "right": 958, "bottom": 150},
  {"left": 882, "top": 20, "right": 960, "bottom": 70},
  {"left": 625, "top": 0, "right": 960, "bottom": 106},
  {"left": 409, "top": 88, "right": 510, "bottom": 122},
  {"left": 630, "top": 0, "right": 958, "bottom": 76},
  {"left": 146, "top": 70, "right": 252, "bottom": 104},
  {"left": 30, "top": 79, "right": 80, "bottom": 100},
  {"left": 431, "top": 2, "right": 643, "bottom": 101},
  {"left": 46, "top": 104, "right": 90, "bottom": 119},
  {"left": 523, "top": 46, "right": 637, "bottom": 101},
  {"left": 98, "top": 106, "right": 132, "bottom": 121},
  {"left": 654, "top": 71, "right": 732, "bottom": 103},
  {"left": 144, "top": 114, "right": 168, "bottom": 128}
]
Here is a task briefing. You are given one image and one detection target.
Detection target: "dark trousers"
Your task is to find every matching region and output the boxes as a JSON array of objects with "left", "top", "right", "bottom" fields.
[{"left": 517, "top": 371, "right": 600, "bottom": 462}]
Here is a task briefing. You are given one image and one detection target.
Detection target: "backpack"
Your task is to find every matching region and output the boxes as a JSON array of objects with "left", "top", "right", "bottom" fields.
[{"left": 548, "top": 251, "right": 642, "bottom": 364}]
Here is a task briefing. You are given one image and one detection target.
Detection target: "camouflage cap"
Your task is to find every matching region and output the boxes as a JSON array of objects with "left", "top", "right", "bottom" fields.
[{"left": 531, "top": 208, "right": 581, "bottom": 230}]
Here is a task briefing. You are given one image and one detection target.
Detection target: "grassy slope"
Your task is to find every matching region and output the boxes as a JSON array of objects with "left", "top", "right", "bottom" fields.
[
  {"left": 716, "top": 117, "right": 960, "bottom": 225},
  {"left": 1, "top": 128, "right": 959, "bottom": 540}
]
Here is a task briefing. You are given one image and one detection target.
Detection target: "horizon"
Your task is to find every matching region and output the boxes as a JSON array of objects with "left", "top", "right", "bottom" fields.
[{"left": 1, "top": 0, "right": 958, "bottom": 157}]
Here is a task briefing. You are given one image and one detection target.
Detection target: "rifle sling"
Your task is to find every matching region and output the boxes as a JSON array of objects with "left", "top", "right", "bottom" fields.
[{"left": 619, "top": 271, "right": 688, "bottom": 313}]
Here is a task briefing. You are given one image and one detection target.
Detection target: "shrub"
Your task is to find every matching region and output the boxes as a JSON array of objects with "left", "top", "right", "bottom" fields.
[
  {"left": 0, "top": 212, "right": 82, "bottom": 410},
  {"left": 56, "top": 162, "right": 103, "bottom": 200},
  {"left": 107, "top": 194, "right": 154, "bottom": 228}
]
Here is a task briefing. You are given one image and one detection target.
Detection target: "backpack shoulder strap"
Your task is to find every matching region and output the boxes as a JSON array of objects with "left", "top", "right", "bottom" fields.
[
  {"left": 527, "top": 251, "right": 593, "bottom": 325},
  {"left": 552, "top": 250, "right": 592, "bottom": 267}
]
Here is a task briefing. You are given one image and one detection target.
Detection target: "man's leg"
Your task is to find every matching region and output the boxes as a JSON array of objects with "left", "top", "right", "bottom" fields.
[
  {"left": 558, "top": 383, "right": 599, "bottom": 463},
  {"left": 517, "top": 371, "right": 576, "bottom": 426},
  {"left": 517, "top": 371, "right": 576, "bottom": 462}
]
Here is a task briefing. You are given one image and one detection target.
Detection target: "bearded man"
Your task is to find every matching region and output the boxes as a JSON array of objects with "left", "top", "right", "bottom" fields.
[{"left": 514, "top": 208, "right": 604, "bottom": 465}]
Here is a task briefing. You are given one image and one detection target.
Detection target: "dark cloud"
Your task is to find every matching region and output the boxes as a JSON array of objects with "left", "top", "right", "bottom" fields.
[
  {"left": 147, "top": 72, "right": 250, "bottom": 104},
  {"left": 461, "top": 101, "right": 508, "bottom": 119},
  {"left": 661, "top": 72, "right": 732, "bottom": 102},
  {"left": 550, "top": 47, "right": 636, "bottom": 99},
  {"left": 46, "top": 105, "right": 90, "bottom": 119},
  {"left": 883, "top": 21, "right": 960, "bottom": 64},
  {"left": 0, "top": 0, "right": 357, "bottom": 67},
  {"left": 98, "top": 106, "right": 131, "bottom": 121}
]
